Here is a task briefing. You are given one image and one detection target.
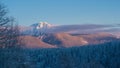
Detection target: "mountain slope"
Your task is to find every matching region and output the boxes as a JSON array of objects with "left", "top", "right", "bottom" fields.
[
  {"left": 72, "top": 33, "right": 117, "bottom": 44},
  {"left": 19, "top": 32, "right": 118, "bottom": 48},
  {"left": 20, "top": 36, "right": 56, "bottom": 48},
  {"left": 42, "top": 33, "right": 117, "bottom": 47}
]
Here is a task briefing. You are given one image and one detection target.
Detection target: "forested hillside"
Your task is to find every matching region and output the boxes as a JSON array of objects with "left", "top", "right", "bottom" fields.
[{"left": 0, "top": 40, "right": 120, "bottom": 68}]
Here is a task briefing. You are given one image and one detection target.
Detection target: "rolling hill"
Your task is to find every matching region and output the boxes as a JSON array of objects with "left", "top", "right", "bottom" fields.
[{"left": 20, "top": 33, "right": 118, "bottom": 48}]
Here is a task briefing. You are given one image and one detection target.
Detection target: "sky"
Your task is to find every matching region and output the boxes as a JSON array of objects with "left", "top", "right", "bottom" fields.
[{"left": 1, "top": 0, "right": 120, "bottom": 26}]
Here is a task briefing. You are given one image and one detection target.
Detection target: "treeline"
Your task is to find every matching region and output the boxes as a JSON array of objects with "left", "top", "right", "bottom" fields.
[{"left": 0, "top": 40, "right": 120, "bottom": 68}]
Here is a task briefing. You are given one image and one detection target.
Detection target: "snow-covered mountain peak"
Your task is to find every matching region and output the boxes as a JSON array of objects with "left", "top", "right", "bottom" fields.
[
  {"left": 36, "top": 22, "right": 53, "bottom": 29},
  {"left": 31, "top": 22, "right": 54, "bottom": 29}
]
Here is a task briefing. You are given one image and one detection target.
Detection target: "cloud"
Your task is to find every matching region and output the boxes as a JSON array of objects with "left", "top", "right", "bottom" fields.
[{"left": 48, "top": 24, "right": 115, "bottom": 33}]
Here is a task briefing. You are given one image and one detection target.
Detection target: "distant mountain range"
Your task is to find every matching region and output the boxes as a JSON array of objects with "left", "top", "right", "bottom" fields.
[
  {"left": 19, "top": 22, "right": 120, "bottom": 48},
  {"left": 20, "top": 22, "right": 120, "bottom": 37}
]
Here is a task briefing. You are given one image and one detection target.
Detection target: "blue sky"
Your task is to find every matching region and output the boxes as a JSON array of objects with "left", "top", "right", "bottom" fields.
[{"left": 1, "top": 0, "right": 120, "bottom": 26}]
